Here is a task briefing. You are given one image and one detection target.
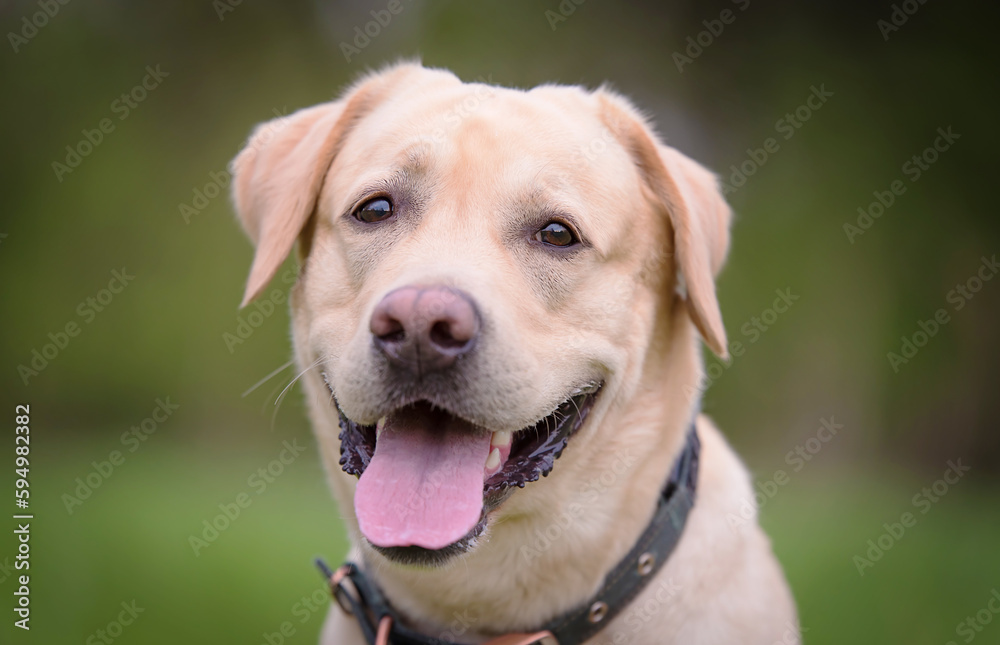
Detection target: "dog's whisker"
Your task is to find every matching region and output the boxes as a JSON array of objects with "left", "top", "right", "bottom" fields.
[
  {"left": 261, "top": 381, "right": 286, "bottom": 415},
  {"left": 270, "top": 358, "right": 323, "bottom": 430},
  {"left": 275, "top": 357, "right": 323, "bottom": 407},
  {"left": 568, "top": 395, "right": 583, "bottom": 420},
  {"left": 241, "top": 359, "right": 295, "bottom": 398}
]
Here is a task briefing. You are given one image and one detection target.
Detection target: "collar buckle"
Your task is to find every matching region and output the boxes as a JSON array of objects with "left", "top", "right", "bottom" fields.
[{"left": 328, "top": 564, "right": 359, "bottom": 616}]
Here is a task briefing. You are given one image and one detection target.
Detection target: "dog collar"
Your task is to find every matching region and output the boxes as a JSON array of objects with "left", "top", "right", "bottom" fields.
[{"left": 316, "top": 424, "right": 700, "bottom": 645}]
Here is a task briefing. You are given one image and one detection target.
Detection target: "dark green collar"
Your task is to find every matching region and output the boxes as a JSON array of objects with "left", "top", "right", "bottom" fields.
[{"left": 317, "top": 424, "right": 700, "bottom": 645}]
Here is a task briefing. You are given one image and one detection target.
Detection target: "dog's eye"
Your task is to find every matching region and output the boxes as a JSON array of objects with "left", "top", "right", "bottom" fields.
[
  {"left": 534, "top": 221, "right": 578, "bottom": 247},
  {"left": 354, "top": 197, "right": 394, "bottom": 223}
]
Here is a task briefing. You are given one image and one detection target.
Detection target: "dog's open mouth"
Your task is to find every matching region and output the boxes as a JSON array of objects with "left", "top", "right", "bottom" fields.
[{"left": 334, "top": 382, "right": 602, "bottom": 560}]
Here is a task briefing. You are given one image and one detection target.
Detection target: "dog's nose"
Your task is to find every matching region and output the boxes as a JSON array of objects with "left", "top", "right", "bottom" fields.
[{"left": 370, "top": 285, "right": 480, "bottom": 372}]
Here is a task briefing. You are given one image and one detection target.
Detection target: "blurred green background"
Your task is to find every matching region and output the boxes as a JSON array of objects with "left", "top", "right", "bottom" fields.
[{"left": 2, "top": 1, "right": 998, "bottom": 643}]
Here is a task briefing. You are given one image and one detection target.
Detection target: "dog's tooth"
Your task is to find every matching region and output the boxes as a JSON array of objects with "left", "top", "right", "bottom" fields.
[
  {"left": 376, "top": 416, "right": 387, "bottom": 439},
  {"left": 485, "top": 447, "right": 501, "bottom": 471},
  {"left": 490, "top": 430, "right": 512, "bottom": 448}
]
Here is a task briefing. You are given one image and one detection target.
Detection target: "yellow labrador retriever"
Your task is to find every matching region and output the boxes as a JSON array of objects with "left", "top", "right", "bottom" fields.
[{"left": 232, "top": 63, "right": 798, "bottom": 645}]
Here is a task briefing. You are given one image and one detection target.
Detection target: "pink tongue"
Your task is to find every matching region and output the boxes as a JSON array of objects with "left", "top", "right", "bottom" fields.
[{"left": 354, "top": 407, "right": 492, "bottom": 550}]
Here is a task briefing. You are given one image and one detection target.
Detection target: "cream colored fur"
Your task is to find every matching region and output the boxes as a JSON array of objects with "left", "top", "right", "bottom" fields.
[{"left": 232, "top": 62, "right": 798, "bottom": 645}]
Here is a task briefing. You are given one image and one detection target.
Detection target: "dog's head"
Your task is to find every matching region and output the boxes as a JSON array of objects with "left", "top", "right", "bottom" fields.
[{"left": 232, "top": 63, "right": 730, "bottom": 566}]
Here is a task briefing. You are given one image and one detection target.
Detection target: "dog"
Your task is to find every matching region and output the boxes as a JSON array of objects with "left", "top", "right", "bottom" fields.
[{"left": 231, "top": 63, "right": 798, "bottom": 645}]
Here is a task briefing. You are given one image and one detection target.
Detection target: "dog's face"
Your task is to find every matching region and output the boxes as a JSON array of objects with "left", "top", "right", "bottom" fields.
[{"left": 232, "top": 64, "right": 730, "bottom": 565}]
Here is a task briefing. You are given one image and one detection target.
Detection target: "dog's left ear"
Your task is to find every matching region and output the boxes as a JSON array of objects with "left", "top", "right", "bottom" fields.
[
  {"left": 597, "top": 91, "right": 731, "bottom": 357},
  {"left": 231, "top": 64, "right": 419, "bottom": 307}
]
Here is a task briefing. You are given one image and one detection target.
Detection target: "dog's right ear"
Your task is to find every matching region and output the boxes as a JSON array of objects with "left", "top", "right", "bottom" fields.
[
  {"left": 230, "top": 64, "right": 417, "bottom": 307},
  {"left": 596, "top": 90, "right": 732, "bottom": 358}
]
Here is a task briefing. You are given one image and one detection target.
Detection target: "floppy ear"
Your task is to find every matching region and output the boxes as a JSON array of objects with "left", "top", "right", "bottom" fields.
[
  {"left": 231, "top": 65, "right": 415, "bottom": 307},
  {"left": 597, "top": 91, "right": 731, "bottom": 357}
]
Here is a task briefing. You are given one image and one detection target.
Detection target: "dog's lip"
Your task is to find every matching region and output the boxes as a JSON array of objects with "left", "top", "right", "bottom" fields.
[
  {"left": 332, "top": 380, "right": 603, "bottom": 555},
  {"left": 367, "top": 513, "right": 490, "bottom": 567}
]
